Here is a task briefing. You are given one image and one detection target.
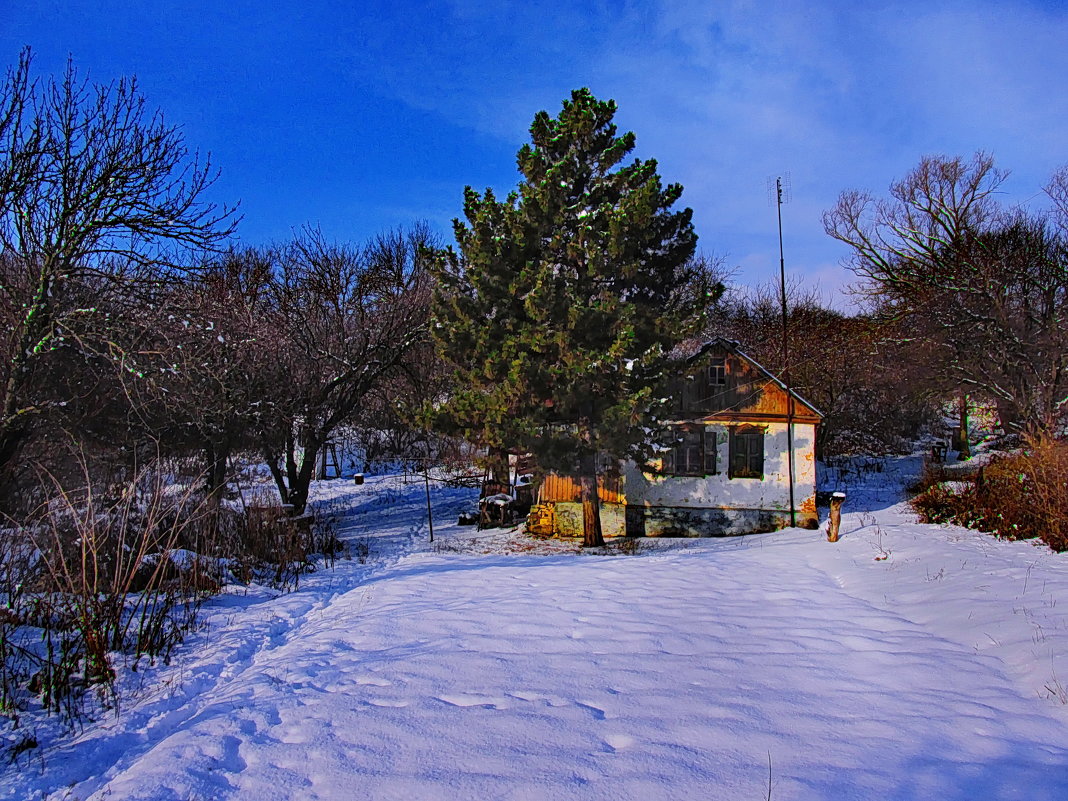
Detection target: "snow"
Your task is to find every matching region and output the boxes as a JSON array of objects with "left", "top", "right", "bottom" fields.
[{"left": 3, "top": 465, "right": 1068, "bottom": 800}]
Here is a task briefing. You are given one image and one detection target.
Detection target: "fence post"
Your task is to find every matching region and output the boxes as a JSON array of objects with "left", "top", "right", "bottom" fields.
[{"left": 828, "top": 492, "right": 846, "bottom": 542}]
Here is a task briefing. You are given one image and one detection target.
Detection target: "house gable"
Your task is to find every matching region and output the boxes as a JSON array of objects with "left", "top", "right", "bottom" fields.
[{"left": 668, "top": 339, "right": 822, "bottom": 425}]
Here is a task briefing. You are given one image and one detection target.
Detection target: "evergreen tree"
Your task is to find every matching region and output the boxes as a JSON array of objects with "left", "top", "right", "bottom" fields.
[{"left": 432, "top": 89, "right": 713, "bottom": 546}]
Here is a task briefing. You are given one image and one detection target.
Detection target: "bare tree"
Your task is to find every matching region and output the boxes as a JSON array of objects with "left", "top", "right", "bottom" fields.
[
  {"left": 113, "top": 248, "right": 281, "bottom": 504},
  {"left": 260, "top": 225, "right": 434, "bottom": 512},
  {"left": 823, "top": 153, "right": 1068, "bottom": 434},
  {"left": 707, "top": 283, "right": 937, "bottom": 458},
  {"left": 0, "top": 49, "right": 237, "bottom": 488}
]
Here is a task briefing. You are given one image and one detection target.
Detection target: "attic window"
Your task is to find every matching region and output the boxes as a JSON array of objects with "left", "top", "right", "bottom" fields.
[
  {"left": 729, "top": 426, "right": 764, "bottom": 479},
  {"left": 708, "top": 357, "right": 726, "bottom": 386},
  {"left": 664, "top": 425, "right": 717, "bottom": 476}
]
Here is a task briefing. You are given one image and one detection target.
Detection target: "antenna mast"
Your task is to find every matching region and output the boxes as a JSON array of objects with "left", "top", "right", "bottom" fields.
[{"left": 768, "top": 174, "right": 795, "bottom": 527}]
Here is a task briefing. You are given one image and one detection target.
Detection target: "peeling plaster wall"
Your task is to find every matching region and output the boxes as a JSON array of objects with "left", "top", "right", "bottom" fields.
[
  {"left": 547, "top": 423, "right": 819, "bottom": 538},
  {"left": 624, "top": 421, "right": 818, "bottom": 536},
  {"left": 626, "top": 422, "right": 816, "bottom": 507}
]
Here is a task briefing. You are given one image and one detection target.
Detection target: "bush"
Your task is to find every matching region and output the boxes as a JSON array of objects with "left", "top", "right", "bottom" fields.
[
  {"left": 0, "top": 456, "right": 349, "bottom": 740},
  {"left": 911, "top": 477, "right": 980, "bottom": 526},
  {"left": 0, "top": 463, "right": 218, "bottom": 724},
  {"left": 231, "top": 489, "right": 344, "bottom": 589},
  {"left": 911, "top": 437, "right": 1068, "bottom": 551}
]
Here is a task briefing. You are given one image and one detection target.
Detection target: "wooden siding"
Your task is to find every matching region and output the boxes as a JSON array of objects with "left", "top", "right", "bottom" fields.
[
  {"left": 538, "top": 473, "right": 624, "bottom": 504},
  {"left": 670, "top": 346, "right": 821, "bottom": 424}
]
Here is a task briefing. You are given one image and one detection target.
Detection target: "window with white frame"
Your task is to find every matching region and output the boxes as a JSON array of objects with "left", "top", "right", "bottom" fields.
[{"left": 708, "top": 356, "right": 727, "bottom": 387}]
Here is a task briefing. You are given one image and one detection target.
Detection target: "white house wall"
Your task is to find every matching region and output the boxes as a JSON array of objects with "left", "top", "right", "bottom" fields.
[{"left": 620, "top": 421, "right": 819, "bottom": 536}]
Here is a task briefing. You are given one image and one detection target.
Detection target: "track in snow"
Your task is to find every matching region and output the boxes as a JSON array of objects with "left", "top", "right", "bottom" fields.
[{"left": 4, "top": 473, "right": 1068, "bottom": 801}]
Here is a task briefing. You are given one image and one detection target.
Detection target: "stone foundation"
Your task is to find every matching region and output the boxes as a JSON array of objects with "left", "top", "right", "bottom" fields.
[
  {"left": 550, "top": 502, "right": 818, "bottom": 538},
  {"left": 551, "top": 502, "right": 625, "bottom": 538}
]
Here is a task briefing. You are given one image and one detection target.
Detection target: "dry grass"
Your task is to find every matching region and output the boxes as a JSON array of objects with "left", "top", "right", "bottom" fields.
[
  {"left": 912, "top": 436, "right": 1068, "bottom": 551},
  {"left": 0, "top": 461, "right": 345, "bottom": 735},
  {"left": 230, "top": 488, "right": 344, "bottom": 589},
  {"left": 1, "top": 461, "right": 219, "bottom": 724}
]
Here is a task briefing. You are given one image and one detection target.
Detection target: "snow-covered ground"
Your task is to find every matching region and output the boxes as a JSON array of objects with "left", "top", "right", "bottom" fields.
[{"left": 3, "top": 463, "right": 1068, "bottom": 800}]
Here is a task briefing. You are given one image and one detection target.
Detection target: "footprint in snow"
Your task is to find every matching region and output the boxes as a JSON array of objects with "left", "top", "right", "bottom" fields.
[
  {"left": 354, "top": 675, "right": 391, "bottom": 687},
  {"left": 507, "top": 690, "right": 568, "bottom": 706},
  {"left": 604, "top": 734, "right": 636, "bottom": 751},
  {"left": 437, "top": 693, "right": 511, "bottom": 709},
  {"left": 576, "top": 701, "right": 610, "bottom": 720}
]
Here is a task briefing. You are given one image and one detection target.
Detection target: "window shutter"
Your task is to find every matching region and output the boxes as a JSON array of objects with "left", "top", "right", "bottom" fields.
[
  {"left": 729, "top": 432, "right": 744, "bottom": 477},
  {"left": 663, "top": 445, "right": 675, "bottom": 475},
  {"left": 729, "top": 428, "right": 765, "bottom": 478},
  {"left": 663, "top": 427, "right": 680, "bottom": 474},
  {"left": 685, "top": 443, "right": 701, "bottom": 474},
  {"left": 749, "top": 432, "right": 764, "bottom": 477},
  {"left": 703, "top": 428, "right": 717, "bottom": 473}
]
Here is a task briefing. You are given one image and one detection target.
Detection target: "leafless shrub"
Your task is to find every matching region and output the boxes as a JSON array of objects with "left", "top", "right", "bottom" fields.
[
  {"left": 911, "top": 476, "right": 976, "bottom": 527},
  {"left": 911, "top": 436, "right": 1068, "bottom": 551},
  {"left": 231, "top": 487, "right": 344, "bottom": 590},
  {"left": 1, "top": 459, "right": 350, "bottom": 739},
  {"left": 352, "top": 538, "right": 371, "bottom": 564},
  {"left": 0, "top": 459, "right": 220, "bottom": 727},
  {"left": 430, "top": 538, "right": 467, "bottom": 554},
  {"left": 0, "top": 525, "right": 43, "bottom": 722}
]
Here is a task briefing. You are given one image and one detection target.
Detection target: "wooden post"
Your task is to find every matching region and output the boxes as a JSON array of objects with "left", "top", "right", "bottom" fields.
[
  {"left": 958, "top": 391, "right": 971, "bottom": 460},
  {"left": 828, "top": 492, "right": 845, "bottom": 542}
]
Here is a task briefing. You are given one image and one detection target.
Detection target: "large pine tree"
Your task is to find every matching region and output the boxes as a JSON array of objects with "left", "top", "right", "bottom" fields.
[{"left": 432, "top": 89, "right": 709, "bottom": 546}]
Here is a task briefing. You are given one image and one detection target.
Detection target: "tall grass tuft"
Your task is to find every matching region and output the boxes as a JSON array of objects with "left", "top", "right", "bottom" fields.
[
  {"left": 229, "top": 487, "right": 344, "bottom": 589},
  {"left": 1, "top": 457, "right": 347, "bottom": 739},
  {"left": 1, "top": 459, "right": 220, "bottom": 725}
]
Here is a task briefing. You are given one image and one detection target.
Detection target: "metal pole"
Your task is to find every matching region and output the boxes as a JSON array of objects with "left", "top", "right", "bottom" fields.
[
  {"left": 776, "top": 177, "right": 796, "bottom": 527},
  {"left": 423, "top": 467, "right": 435, "bottom": 543}
]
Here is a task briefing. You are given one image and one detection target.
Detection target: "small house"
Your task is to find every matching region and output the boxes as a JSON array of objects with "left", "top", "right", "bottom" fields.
[{"left": 536, "top": 338, "right": 822, "bottom": 537}]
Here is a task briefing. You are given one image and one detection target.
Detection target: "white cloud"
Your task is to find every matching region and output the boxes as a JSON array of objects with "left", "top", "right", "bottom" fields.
[{"left": 342, "top": 0, "right": 1068, "bottom": 295}]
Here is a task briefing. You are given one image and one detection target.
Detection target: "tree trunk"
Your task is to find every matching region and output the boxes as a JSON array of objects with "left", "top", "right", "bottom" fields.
[
  {"left": 957, "top": 391, "right": 971, "bottom": 460},
  {"left": 827, "top": 492, "right": 845, "bottom": 542},
  {"left": 201, "top": 441, "right": 231, "bottom": 541},
  {"left": 204, "top": 442, "right": 231, "bottom": 500},
  {"left": 262, "top": 445, "right": 289, "bottom": 506},
  {"left": 995, "top": 398, "right": 1025, "bottom": 438},
  {"left": 578, "top": 451, "right": 604, "bottom": 548},
  {"left": 286, "top": 433, "right": 322, "bottom": 514},
  {"left": 285, "top": 431, "right": 299, "bottom": 494},
  {"left": 488, "top": 445, "right": 509, "bottom": 488},
  {"left": 0, "top": 424, "right": 27, "bottom": 485}
]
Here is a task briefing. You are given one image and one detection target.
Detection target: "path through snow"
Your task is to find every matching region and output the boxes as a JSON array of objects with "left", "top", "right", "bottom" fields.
[{"left": 3, "top": 470, "right": 1068, "bottom": 800}]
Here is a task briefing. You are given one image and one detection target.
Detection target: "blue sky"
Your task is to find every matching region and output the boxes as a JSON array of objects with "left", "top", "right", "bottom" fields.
[{"left": 6, "top": 0, "right": 1068, "bottom": 305}]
